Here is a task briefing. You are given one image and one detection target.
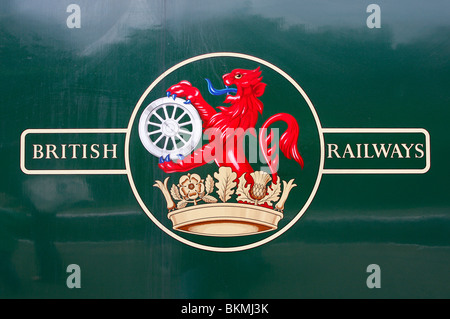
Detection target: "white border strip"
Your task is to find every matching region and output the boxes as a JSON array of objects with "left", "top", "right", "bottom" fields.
[
  {"left": 321, "top": 128, "right": 430, "bottom": 174},
  {"left": 20, "top": 128, "right": 128, "bottom": 175}
]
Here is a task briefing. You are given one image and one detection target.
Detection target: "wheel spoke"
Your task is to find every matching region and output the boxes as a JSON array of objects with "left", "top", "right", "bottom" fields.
[
  {"left": 163, "top": 136, "right": 169, "bottom": 151},
  {"left": 179, "top": 128, "right": 192, "bottom": 135},
  {"left": 179, "top": 121, "right": 193, "bottom": 127},
  {"left": 176, "top": 133, "right": 188, "bottom": 145},
  {"left": 148, "top": 121, "right": 162, "bottom": 127},
  {"left": 171, "top": 105, "right": 177, "bottom": 119},
  {"left": 171, "top": 136, "right": 177, "bottom": 150},
  {"left": 153, "top": 134, "right": 164, "bottom": 145},
  {"left": 153, "top": 111, "right": 165, "bottom": 123},
  {"left": 148, "top": 129, "right": 162, "bottom": 136},
  {"left": 175, "top": 111, "right": 186, "bottom": 122},
  {"left": 162, "top": 106, "right": 169, "bottom": 120}
]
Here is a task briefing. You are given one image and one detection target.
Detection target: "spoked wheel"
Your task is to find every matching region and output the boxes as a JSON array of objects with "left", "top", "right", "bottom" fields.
[{"left": 138, "top": 97, "right": 202, "bottom": 161}]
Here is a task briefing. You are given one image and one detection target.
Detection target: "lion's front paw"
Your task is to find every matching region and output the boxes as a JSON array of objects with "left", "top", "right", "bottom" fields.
[
  {"left": 158, "top": 154, "right": 185, "bottom": 173},
  {"left": 167, "top": 81, "right": 200, "bottom": 104}
]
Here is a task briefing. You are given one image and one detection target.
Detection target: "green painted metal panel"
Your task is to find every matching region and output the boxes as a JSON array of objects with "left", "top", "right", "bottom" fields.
[{"left": 0, "top": 0, "right": 449, "bottom": 300}]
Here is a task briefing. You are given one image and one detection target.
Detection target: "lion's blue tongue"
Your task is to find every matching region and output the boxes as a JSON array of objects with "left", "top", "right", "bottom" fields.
[{"left": 205, "top": 78, "right": 237, "bottom": 96}]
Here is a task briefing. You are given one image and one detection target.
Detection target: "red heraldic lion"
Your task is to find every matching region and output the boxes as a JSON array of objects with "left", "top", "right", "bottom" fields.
[{"left": 160, "top": 67, "right": 304, "bottom": 184}]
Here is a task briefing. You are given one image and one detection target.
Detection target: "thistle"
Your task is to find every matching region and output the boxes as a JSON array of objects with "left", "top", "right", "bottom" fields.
[{"left": 249, "top": 171, "right": 271, "bottom": 200}]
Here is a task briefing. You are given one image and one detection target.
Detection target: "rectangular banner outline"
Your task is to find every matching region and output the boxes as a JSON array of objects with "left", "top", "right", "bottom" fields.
[
  {"left": 20, "top": 128, "right": 128, "bottom": 175},
  {"left": 321, "top": 128, "right": 430, "bottom": 174}
]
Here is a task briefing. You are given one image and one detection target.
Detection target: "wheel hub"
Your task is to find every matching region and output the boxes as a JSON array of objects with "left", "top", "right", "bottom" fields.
[{"left": 161, "top": 119, "right": 179, "bottom": 137}]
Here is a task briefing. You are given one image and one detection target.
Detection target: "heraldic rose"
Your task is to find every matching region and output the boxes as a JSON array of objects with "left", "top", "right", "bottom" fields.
[{"left": 178, "top": 173, "right": 205, "bottom": 201}]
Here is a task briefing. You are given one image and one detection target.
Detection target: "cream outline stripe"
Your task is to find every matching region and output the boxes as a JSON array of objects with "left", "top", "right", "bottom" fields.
[
  {"left": 124, "top": 52, "right": 325, "bottom": 253},
  {"left": 321, "top": 128, "right": 431, "bottom": 174},
  {"left": 20, "top": 128, "right": 128, "bottom": 175}
]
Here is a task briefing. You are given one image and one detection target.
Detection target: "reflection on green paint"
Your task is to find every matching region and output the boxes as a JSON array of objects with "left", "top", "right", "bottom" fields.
[{"left": 0, "top": 7, "right": 449, "bottom": 298}]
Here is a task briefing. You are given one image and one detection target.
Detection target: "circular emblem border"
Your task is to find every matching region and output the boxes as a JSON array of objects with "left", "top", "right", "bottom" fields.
[{"left": 125, "top": 52, "right": 325, "bottom": 252}]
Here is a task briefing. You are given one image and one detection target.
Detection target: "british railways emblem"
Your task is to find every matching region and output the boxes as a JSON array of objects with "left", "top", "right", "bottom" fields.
[{"left": 21, "top": 52, "right": 430, "bottom": 252}]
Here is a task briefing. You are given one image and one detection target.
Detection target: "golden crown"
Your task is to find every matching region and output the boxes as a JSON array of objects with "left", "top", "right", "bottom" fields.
[{"left": 154, "top": 167, "right": 296, "bottom": 237}]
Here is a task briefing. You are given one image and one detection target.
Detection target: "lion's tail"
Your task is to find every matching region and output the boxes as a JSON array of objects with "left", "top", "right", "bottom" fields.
[{"left": 259, "top": 113, "right": 304, "bottom": 181}]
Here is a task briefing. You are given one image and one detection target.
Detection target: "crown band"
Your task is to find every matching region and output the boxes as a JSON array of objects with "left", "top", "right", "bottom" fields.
[{"left": 168, "top": 203, "right": 283, "bottom": 236}]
